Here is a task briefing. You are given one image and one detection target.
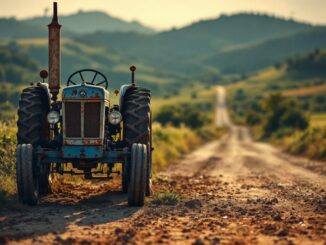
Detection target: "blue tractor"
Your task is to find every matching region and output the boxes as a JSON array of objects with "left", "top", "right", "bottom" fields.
[{"left": 16, "top": 2, "right": 152, "bottom": 206}]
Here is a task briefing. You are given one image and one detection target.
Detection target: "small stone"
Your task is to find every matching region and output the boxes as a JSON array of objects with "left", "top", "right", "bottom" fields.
[
  {"left": 182, "top": 228, "right": 191, "bottom": 233},
  {"left": 170, "top": 180, "right": 177, "bottom": 186},
  {"left": 212, "top": 237, "right": 221, "bottom": 244},
  {"left": 115, "top": 227, "right": 123, "bottom": 234},
  {"left": 273, "top": 214, "right": 282, "bottom": 221},
  {"left": 277, "top": 229, "right": 289, "bottom": 237},
  {"left": 192, "top": 239, "right": 204, "bottom": 245},
  {"left": 54, "top": 236, "right": 63, "bottom": 242},
  {"left": 185, "top": 199, "right": 202, "bottom": 209}
]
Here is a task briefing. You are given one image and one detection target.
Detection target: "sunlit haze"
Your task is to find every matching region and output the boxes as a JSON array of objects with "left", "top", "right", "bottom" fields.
[{"left": 1, "top": 0, "right": 326, "bottom": 30}]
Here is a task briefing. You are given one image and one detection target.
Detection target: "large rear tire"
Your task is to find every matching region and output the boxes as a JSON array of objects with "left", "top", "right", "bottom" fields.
[
  {"left": 16, "top": 144, "right": 39, "bottom": 205},
  {"left": 128, "top": 144, "right": 147, "bottom": 206},
  {"left": 17, "top": 86, "right": 50, "bottom": 196},
  {"left": 122, "top": 87, "right": 152, "bottom": 196}
]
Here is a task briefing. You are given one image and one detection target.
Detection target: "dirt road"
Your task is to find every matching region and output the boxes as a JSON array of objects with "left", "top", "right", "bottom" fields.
[{"left": 0, "top": 87, "right": 325, "bottom": 244}]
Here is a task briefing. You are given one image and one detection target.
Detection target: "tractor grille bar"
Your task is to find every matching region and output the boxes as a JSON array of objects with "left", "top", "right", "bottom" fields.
[
  {"left": 84, "top": 102, "right": 101, "bottom": 138},
  {"left": 65, "top": 102, "right": 81, "bottom": 137},
  {"left": 64, "top": 102, "right": 101, "bottom": 138}
]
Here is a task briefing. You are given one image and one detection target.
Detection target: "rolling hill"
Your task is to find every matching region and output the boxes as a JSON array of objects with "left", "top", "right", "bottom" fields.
[
  {"left": 0, "top": 38, "right": 190, "bottom": 97},
  {"left": 0, "top": 18, "right": 46, "bottom": 38},
  {"left": 226, "top": 49, "right": 326, "bottom": 121},
  {"left": 0, "top": 11, "right": 154, "bottom": 39},
  {"left": 206, "top": 27, "right": 326, "bottom": 74},
  {"left": 23, "top": 11, "right": 155, "bottom": 34},
  {"left": 1, "top": 12, "right": 326, "bottom": 96},
  {"left": 76, "top": 13, "right": 315, "bottom": 75}
]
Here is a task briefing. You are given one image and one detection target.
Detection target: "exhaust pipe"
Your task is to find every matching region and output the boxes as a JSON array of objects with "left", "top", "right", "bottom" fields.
[{"left": 48, "top": 2, "right": 61, "bottom": 102}]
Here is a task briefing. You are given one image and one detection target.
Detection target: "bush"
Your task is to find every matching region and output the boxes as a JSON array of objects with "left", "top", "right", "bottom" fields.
[
  {"left": 288, "top": 127, "right": 326, "bottom": 160},
  {"left": 155, "top": 104, "right": 209, "bottom": 129},
  {"left": 260, "top": 93, "right": 309, "bottom": 137},
  {"left": 246, "top": 110, "right": 262, "bottom": 126}
]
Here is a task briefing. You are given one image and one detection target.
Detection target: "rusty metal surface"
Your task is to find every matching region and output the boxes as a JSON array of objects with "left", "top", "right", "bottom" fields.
[{"left": 48, "top": 2, "right": 61, "bottom": 102}]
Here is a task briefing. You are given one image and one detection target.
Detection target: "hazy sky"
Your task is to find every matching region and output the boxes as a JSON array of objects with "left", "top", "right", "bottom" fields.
[{"left": 1, "top": 0, "right": 326, "bottom": 30}]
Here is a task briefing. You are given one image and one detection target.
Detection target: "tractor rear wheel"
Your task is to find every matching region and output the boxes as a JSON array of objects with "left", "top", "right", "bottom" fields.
[
  {"left": 17, "top": 86, "right": 50, "bottom": 196},
  {"left": 16, "top": 144, "right": 39, "bottom": 205},
  {"left": 122, "top": 88, "right": 152, "bottom": 196},
  {"left": 128, "top": 144, "right": 147, "bottom": 206}
]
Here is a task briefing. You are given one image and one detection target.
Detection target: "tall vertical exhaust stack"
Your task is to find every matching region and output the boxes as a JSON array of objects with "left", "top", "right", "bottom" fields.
[{"left": 48, "top": 2, "right": 61, "bottom": 102}]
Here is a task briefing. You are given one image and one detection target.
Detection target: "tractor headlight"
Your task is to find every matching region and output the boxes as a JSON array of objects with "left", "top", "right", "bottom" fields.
[
  {"left": 109, "top": 111, "right": 122, "bottom": 125},
  {"left": 47, "top": 111, "right": 60, "bottom": 124}
]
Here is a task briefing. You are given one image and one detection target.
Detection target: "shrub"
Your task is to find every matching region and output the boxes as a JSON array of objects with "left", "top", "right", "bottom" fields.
[
  {"left": 155, "top": 104, "right": 209, "bottom": 129},
  {"left": 288, "top": 127, "right": 326, "bottom": 160},
  {"left": 246, "top": 110, "right": 262, "bottom": 126},
  {"left": 260, "top": 93, "right": 309, "bottom": 137}
]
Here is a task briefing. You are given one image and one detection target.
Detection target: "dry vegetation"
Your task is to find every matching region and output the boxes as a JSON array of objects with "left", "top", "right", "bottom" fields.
[
  {"left": 226, "top": 56, "right": 326, "bottom": 161},
  {"left": 0, "top": 116, "right": 222, "bottom": 210}
]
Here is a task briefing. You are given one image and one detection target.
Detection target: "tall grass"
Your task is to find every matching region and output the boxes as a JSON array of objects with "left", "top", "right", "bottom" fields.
[
  {"left": 0, "top": 121, "right": 18, "bottom": 209},
  {"left": 0, "top": 120, "right": 221, "bottom": 209},
  {"left": 286, "top": 126, "right": 326, "bottom": 160},
  {"left": 152, "top": 123, "right": 201, "bottom": 171}
]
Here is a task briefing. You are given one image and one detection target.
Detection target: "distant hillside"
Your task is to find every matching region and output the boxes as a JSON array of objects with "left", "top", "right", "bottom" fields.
[
  {"left": 0, "top": 18, "right": 45, "bottom": 38},
  {"left": 206, "top": 27, "right": 326, "bottom": 74},
  {"left": 227, "top": 49, "right": 326, "bottom": 118},
  {"left": 0, "top": 39, "right": 190, "bottom": 96},
  {"left": 0, "top": 11, "right": 154, "bottom": 39},
  {"left": 23, "top": 11, "right": 155, "bottom": 34},
  {"left": 77, "top": 13, "right": 313, "bottom": 74},
  {"left": 286, "top": 49, "right": 326, "bottom": 78},
  {"left": 1, "top": 12, "right": 325, "bottom": 85},
  {"left": 0, "top": 42, "right": 40, "bottom": 84}
]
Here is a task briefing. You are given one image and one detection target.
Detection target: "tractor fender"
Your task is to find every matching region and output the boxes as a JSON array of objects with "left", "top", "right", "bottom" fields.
[
  {"left": 119, "top": 84, "right": 151, "bottom": 111},
  {"left": 36, "top": 82, "right": 51, "bottom": 107},
  {"left": 119, "top": 84, "right": 133, "bottom": 110}
]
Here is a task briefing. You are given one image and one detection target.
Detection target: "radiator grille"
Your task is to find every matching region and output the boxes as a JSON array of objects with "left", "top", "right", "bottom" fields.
[
  {"left": 84, "top": 102, "right": 101, "bottom": 138},
  {"left": 64, "top": 102, "right": 101, "bottom": 138},
  {"left": 65, "top": 102, "right": 81, "bottom": 137}
]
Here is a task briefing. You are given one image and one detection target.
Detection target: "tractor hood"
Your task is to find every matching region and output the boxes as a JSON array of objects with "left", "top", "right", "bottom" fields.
[{"left": 62, "top": 83, "right": 109, "bottom": 101}]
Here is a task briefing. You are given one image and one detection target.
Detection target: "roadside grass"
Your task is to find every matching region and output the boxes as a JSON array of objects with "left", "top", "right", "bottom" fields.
[
  {"left": 310, "top": 113, "right": 326, "bottom": 128},
  {"left": 0, "top": 120, "right": 223, "bottom": 210},
  {"left": 226, "top": 64, "right": 326, "bottom": 162},
  {"left": 0, "top": 82, "right": 222, "bottom": 209},
  {"left": 151, "top": 190, "right": 180, "bottom": 205},
  {"left": 285, "top": 127, "right": 326, "bottom": 160},
  {"left": 0, "top": 121, "right": 21, "bottom": 210}
]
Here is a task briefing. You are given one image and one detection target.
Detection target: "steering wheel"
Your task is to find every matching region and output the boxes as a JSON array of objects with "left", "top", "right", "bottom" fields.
[{"left": 66, "top": 69, "right": 109, "bottom": 89}]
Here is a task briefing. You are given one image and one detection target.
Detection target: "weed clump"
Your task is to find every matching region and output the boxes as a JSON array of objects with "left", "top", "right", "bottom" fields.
[{"left": 151, "top": 190, "right": 180, "bottom": 205}]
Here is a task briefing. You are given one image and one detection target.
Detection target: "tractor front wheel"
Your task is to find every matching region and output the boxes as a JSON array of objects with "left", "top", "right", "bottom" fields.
[
  {"left": 128, "top": 144, "right": 147, "bottom": 206},
  {"left": 122, "top": 87, "right": 152, "bottom": 196},
  {"left": 16, "top": 144, "right": 39, "bottom": 205}
]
